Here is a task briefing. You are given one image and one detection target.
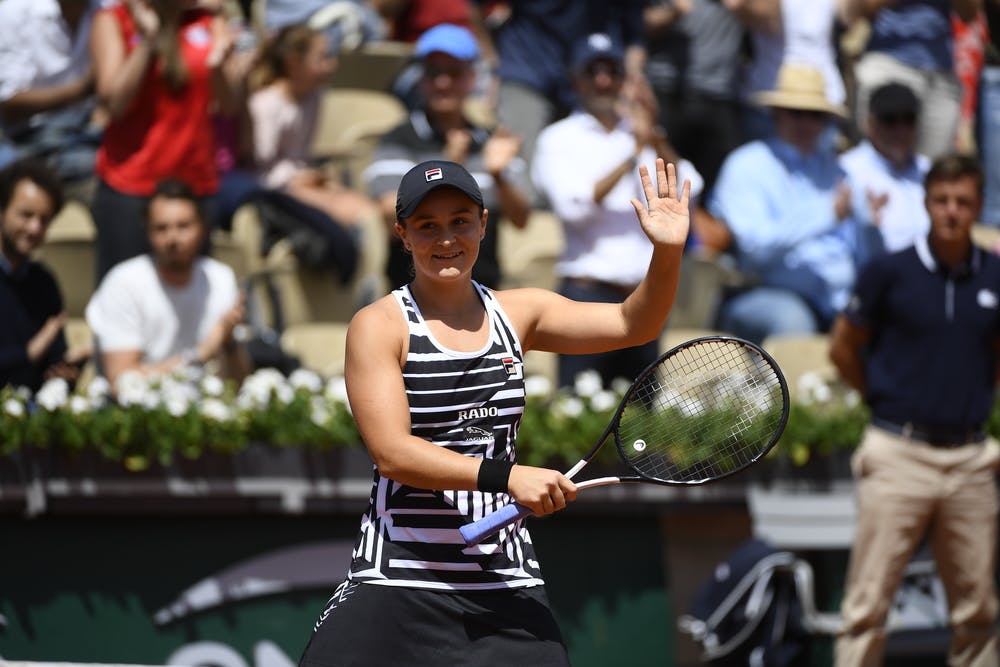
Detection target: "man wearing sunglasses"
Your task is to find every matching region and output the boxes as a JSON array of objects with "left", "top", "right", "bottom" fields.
[
  {"left": 708, "top": 62, "right": 865, "bottom": 344},
  {"left": 531, "top": 32, "right": 703, "bottom": 388},
  {"left": 840, "top": 82, "right": 930, "bottom": 255}
]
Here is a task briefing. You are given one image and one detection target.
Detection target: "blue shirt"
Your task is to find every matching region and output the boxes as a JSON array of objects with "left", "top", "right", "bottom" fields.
[
  {"left": 866, "top": 0, "right": 953, "bottom": 71},
  {"left": 709, "top": 138, "right": 859, "bottom": 317},
  {"left": 846, "top": 237, "right": 1000, "bottom": 430}
]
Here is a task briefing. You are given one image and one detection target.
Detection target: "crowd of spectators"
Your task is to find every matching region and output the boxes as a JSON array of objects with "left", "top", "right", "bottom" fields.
[{"left": 1, "top": 0, "right": 999, "bottom": 393}]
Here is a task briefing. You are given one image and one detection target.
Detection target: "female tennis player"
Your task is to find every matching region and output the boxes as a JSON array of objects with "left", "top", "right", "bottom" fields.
[{"left": 298, "top": 157, "right": 690, "bottom": 666}]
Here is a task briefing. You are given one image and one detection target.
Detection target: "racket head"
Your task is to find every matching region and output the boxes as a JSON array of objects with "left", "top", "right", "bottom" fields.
[{"left": 611, "top": 336, "right": 789, "bottom": 485}]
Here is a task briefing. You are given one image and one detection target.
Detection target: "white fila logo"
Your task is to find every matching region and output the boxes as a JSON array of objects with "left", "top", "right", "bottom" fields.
[
  {"left": 458, "top": 407, "right": 498, "bottom": 420},
  {"left": 425, "top": 167, "right": 443, "bottom": 182}
]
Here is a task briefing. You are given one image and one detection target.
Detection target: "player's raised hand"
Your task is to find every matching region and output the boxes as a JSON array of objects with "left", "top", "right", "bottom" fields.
[{"left": 631, "top": 158, "right": 690, "bottom": 249}]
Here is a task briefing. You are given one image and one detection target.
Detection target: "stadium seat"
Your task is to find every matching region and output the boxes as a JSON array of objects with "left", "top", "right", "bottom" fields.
[
  {"left": 312, "top": 88, "right": 407, "bottom": 188},
  {"left": 760, "top": 333, "right": 837, "bottom": 398},
  {"left": 36, "top": 201, "right": 96, "bottom": 319}
]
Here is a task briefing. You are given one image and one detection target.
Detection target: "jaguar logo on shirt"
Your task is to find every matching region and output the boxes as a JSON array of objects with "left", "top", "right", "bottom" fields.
[
  {"left": 465, "top": 426, "right": 494, "bottom": 444},
  {"left": 978, "top": 289, "right": 999, "bottom": 309}
]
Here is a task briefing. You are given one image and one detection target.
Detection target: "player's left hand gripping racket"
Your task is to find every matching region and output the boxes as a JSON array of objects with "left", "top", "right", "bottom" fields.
[{"left": 461, "top": 335, "right": 789, "bottom": 546}]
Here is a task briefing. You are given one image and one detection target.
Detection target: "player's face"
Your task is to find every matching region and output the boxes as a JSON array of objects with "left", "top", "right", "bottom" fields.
[
  {"left": 925, "top": 175, "right": 982, "bottom": 244},
  {"left": 0, "top": 179, "right": 55, "bottom": 264},
  {"left": 147, "top": 196, "right": 205, "bottom": 272},
  {"left": 396, "top": 187, "right": 486, "bottom": 282}
]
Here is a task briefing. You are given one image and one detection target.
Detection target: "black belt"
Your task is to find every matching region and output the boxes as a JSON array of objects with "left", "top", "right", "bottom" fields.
[{"left": 872, "top": 417, "right": 986, "bottom": 448}]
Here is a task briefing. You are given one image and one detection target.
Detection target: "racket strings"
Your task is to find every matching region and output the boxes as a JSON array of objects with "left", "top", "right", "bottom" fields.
[{"left": 616, "top": 340, "right": 785, "bottom": 483}]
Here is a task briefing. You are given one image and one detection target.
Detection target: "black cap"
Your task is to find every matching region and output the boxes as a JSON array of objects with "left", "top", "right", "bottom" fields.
[
  {"left": 869, "top": 82, "right": 920, "bottom": 117},
  {"left": 395, "top": 160, "right": 484, "bottom": 220}
]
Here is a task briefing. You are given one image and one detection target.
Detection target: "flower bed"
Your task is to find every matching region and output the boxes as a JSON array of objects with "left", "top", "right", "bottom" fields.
[{"left": 6, "top": 366, "right": 988, "bottom": 474}]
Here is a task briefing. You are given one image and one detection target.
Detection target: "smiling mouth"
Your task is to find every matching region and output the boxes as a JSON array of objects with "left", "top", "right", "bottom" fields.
[{"left": 434, "top": 251, "right": 462, "bottom": 260}]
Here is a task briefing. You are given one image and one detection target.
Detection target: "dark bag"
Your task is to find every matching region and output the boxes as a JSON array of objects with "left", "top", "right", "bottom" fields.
[
  {"left": 251, "top": 191, "right": 360, "bottom": 285},
  {"left": 678, "top": 538, "right": 808, "bottom": 666}
]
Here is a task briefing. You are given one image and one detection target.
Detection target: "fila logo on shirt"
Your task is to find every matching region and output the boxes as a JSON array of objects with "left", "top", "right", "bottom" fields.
[
  {"left": 425, "top": 167, "right": 443, "bottom": 182},
  {"left": 502, "top": 357, "right": 523, "bottom": 380}
]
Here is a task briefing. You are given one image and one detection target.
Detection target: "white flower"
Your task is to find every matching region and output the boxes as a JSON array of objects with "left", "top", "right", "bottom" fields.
[
  {"left": 573, "top": 369, "right": 603, "bottom": 398},
  {"left": 552, "top": 395, "right": 584, "bottom": 418},
  {"left": 200, "top": 398, "right": 232, "bottom": 422},
  {"left": 87, "top": 376, "right": 111, "bottom": 404},
  {"left": 116, "top": 371, "right": 151, "bottom": 407},
  {"left": 289, "top": 368, "right": 323, "bottom": 393},
  {"left": 165, "top": 396, "right": 189, "bottom": 417},
  {"left": 310, "top": 396, "right": 331, "bottom": 426},
  {"left": 610, "top": 378, "right": 631, "bottom": 395},
  {"left": 590, "top": 389, "right": 618, "bottom": 412},
  {"left": 324, "top": 375, "right": 348, "bottom": 400},
  {"left": 200, "top": 374, "right": 225, "bottom": 397},
  {"left": 238, "top": 368, "right": 288, "bottom": 407},
  {"left": 4, "top": 398, "right": 25, "bottom": 418},
  {"left": 843, "top": 388, "right": 861, "bottom": 409},
  {"left": 523, "top": 375, "right": 552, "bottom": 398},
  {"left": 141, "top": 390, "right": 161, "bottom": 410},
  {"left": 36, "top": 378, "right": 69, "bottom": 411},
  {"left": 13, "top": 385, "right": 31, "bottom": 401},
  {"left": 796, "top": 371, "right": 826, "bottom": 405},
  {"left": 69, "top": 395, "right": 90, "bottom": 414},
  {"left": 275, "top": 384, "right": 295, "bottom": 405}
]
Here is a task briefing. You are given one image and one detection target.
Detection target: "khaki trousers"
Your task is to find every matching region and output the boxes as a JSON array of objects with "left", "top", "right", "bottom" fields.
[{"left": 835, "top": 425, "right": 1000, "bottom": 667}]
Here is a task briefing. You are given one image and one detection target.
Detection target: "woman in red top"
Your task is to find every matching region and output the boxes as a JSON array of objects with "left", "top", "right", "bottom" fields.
[{"left": 90, "top": 0, "right": 236, "bottom": 279}]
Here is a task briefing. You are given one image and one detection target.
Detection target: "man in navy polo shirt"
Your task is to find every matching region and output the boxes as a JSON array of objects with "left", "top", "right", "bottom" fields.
[{"left": 830, "top": 154, "right": 1000, "bottom": 666}]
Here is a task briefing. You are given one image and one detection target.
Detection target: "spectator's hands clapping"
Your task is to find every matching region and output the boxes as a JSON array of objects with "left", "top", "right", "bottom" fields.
[
  {"left": 506, "top": 464, "right": 577, "bottom": 517},
  {"left": 482, "top": 127, "right": 522, "bottom": 177},
  {"left": 127, "top": 0, "right": 160, "bottom": 38},
  {"left": 866, "top": 189, "right": 889, "bottom": 226},
  {"left": 27, "top": 313, "right": 66, "bottom": 365},
  {"left": 197, "top": 293, "right": 246, "bottom": 362},
  {"left": 444, "top": 129, "right": 473, "bottom": 164},
  {"left": 207, "top": 17, "right": 236, "bottom": 69},
  {"left": 631, "top": 158, "right": 690, "bottom": 249},
  {"left": 834, "top": 180, "right": 852, "bottom": 222}
]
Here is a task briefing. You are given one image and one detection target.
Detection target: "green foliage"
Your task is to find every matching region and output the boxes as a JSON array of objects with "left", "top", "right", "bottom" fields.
[{"left": 12, "top": 367, "right": 1000, "bottom": 473}]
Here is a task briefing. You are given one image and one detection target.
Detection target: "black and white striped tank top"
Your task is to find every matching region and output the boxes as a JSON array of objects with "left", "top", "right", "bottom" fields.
[{"left": 347, "top": 282, "right": 544, "bottom": 590}]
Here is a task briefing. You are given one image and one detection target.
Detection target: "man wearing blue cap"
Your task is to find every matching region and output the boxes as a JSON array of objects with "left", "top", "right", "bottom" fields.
[
  {"left": 531, "top": 32, "right": 703, "bottom": 389},
  {"left": 364, "top": 23, "right": 531, "bottom": 292}
]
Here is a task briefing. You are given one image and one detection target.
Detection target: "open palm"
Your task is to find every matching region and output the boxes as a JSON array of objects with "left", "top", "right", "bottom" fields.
[{"left": 631, "top": 159, "right": 691, "bottom": 248}]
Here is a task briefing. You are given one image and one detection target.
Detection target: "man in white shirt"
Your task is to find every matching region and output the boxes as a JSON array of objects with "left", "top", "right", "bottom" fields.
[
  {"left": 840, "top": 82, "right": 930, "bottom": 254},
  {"left": 86, "top": 179, "right": 250, "bottom": 390},
  {"left": 0, "top": 0, "right": 103, "bottom": 184},
  {"left": 532, "top": 32, "right": 702, "bottom": 388}
]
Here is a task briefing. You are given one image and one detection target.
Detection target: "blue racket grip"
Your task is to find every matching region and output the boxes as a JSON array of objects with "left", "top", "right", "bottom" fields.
[{"left": 461, "top": 502, "right": 534, "bottom": 546}]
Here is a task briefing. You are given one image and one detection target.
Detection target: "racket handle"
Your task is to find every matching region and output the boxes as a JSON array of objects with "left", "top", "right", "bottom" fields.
[{"left": 460, "top": 502, "right": 534, "bottom": 546}]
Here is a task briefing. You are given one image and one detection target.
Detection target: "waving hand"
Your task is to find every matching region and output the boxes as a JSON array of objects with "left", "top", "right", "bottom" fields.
[{"left": 631, "top": 158, "right": 690, "bottom": 249}]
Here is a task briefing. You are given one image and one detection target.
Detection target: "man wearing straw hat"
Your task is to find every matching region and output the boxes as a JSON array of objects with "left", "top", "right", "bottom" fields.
[{"left": 707, "top": 62, "right": 874, "bottom": 344}]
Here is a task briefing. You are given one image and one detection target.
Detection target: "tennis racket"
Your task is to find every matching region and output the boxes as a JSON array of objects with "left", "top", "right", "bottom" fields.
[{"left": 461, "top": 335, "right": 789, "bottom": 546}]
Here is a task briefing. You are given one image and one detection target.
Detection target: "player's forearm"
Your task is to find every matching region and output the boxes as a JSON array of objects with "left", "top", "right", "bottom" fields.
[
  {"left": 620, "top": 244, "right": 684, "bottom": 344},
  {"left": 368, "top": 435, "right": 485, "bottom": 491}
]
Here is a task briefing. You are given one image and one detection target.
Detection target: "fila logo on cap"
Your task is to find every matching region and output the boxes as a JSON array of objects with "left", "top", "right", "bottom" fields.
[{"left": 425, "top": 167, "right": 443, "bottom": 182}]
